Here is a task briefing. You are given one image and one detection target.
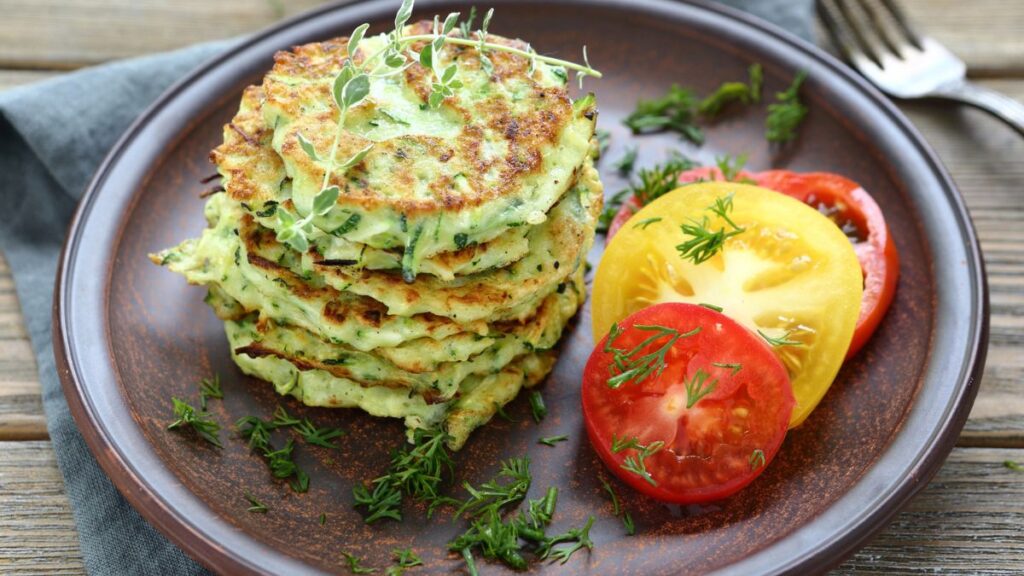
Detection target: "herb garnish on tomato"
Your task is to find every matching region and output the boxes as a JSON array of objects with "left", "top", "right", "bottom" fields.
[{"left": 583, "top": 303, "right": 794, "bottom": 503}]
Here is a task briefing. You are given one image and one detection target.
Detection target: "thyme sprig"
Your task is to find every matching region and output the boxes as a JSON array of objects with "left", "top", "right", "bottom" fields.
[
  {"left": 604, "top": 323, "right": 701, "bottom": 389},
  {"left": 611, "top": 435, "right": 665, "bottom": 487},
  {"left": 277, "top": 0, "right": 600, "bottom": 254},
  {"left": 677, "top": 193, "right": 745, "bottom": 265},
  {"left": 167, "top": 397, "right": 221, "bottom": 447}
]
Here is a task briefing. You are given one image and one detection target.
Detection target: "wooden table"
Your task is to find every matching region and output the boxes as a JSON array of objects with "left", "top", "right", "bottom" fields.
[{"left": 0, "top": 1, "right": 1021, "bottom": 573}]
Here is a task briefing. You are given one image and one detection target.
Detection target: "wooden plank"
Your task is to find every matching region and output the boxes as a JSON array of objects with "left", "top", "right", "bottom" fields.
[
  {"left": 0, "top": 442, "right": 84, "bottom": 574},
  {"left": 901, "top": 0, "right": 1024, "bottom": 77},
  {"left": 838, "top": 448, "right": 1024, "bottom": 574},
  {"left": 898, "top": 79, "right": 1024, "bottom": 447},
  {"left": 0, "top": 253, "right": 47, "bottom": 441},
  {"left": 0, "top": 0, "right": 334, "bottom": 70},
  {"left": 2, "top": 441, "right": 1022, "bottom": 573},
  {"left": 0, "top": 0, "right": 1018, "bottom": 74}
]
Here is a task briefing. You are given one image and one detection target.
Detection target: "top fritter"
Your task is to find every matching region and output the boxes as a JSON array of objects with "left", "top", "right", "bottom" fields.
[{"left": 216, "top": 21, "right": 597, "bottom": 279}]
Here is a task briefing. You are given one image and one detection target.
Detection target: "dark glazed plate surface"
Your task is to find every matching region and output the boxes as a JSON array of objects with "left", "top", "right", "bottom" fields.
[{"left": 53, "top": 0, "right": 988, "bottom": 574}]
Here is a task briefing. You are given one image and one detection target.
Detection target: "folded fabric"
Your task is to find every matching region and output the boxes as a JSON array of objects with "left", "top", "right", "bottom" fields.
[{"left": 0, "top": 1, "right": 812, "bottom": 573}]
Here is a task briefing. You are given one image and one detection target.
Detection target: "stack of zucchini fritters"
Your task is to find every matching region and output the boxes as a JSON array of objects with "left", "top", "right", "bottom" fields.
[{"left": 153, "top": 24, "right": 602, "bottom": 449}]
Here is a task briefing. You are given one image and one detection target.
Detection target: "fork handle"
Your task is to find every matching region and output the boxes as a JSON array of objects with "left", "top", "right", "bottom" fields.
[{"left": 933, "top": 80, "right": 1024, "bottom": 136}]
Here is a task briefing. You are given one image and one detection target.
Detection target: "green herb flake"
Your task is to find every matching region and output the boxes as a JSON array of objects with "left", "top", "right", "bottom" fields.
[
  {"left": 538, "top": 435, "right": 568, "bottom": 447},
  {"left": 632, "top": 217, "right": 662, "bottom": 230},
  {"left": 613, "top": 146, "right": 638, "bottom": 175},
  {"left": 766, "top": 70, "right": 809, "bottom": 143},
  {"left": 244, "top": 492, "right": 268, "bottom": 513},
  {"left": 698, "top": 302, "right": 723, "bottom": 312},
  {"left": 528, "top": 391, "right": 547, "bottom": 423},
  {"left": 167, "top": 397, "right": 221, "bottom": 448},
  {"left": 757, "top": 328, "right": 804, "bottom": 348},
  {"left": 198, "top": 374, "right": 223, "bottom": 410},
  {"left": 677, "top": 193, "right": 745, "bottom": 265},
  {"left": 750, "top": 449, "right": 767, "bottom": 470},
  {"left": 623, "top": 85, "right": 704, "bottom": 144},
  {"left": 342, "top": 551, "right": 377, "bottom": 574}
]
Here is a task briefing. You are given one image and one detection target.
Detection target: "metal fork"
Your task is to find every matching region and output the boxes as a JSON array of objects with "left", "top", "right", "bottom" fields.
[{"left": 818, "top": 0, "right": 1024, "bottom": 135}]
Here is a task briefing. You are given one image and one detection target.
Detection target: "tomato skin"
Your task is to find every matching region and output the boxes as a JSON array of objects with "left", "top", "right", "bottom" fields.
[
  {"left": 606, "top": 167, "right": 754, "bottom": 238},
  {"left": 582, "top": 303, "right": 794, "bottom": 504},
  {"left": 753, "top": 171, "right": 898, "bottom": 358},
  {"left": 607, "top": 168, "right": 898, "bottom": 358}
]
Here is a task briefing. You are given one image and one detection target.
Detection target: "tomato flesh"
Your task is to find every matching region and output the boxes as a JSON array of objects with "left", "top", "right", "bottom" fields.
[
  {"left": 753, "top": 171, "right": 898, "bottom": 358},
  {"left": 582, "top": 303, "right": 794, "bottom": 504},
  {"left": 607, "top": 168, "right": 898, "bottom": 357}
]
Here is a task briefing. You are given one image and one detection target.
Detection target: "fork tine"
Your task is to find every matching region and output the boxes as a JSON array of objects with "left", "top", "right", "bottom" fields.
[
  {"left": 876, "top": 0, "right": 924, "bottom": 50},
  {"left": 817, "top": 0, "right": 868, "bottom": 65},
  {"left": 833, "top": 0, "right": 883, "bottom": 66},
  {"left": 854, "top": 0, "right": 905, "bottom": 57}
]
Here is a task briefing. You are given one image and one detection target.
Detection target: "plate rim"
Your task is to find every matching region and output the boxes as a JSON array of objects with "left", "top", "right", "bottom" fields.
[{"left": 52, "top": 0, "right": 989, "bottom": 574}]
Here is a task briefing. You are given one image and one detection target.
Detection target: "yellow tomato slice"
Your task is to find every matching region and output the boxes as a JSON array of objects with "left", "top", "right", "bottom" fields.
[{"left": 592, "top": 182, "right": 862, "bottom": 427}]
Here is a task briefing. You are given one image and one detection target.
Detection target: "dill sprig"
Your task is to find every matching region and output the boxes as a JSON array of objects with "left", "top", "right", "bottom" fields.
[
  {"left": 244, "top": 492, "right": 268, "bottom": 514},
  {"left": 633, "top": 217, "right": 662, "bottom": 230},
  {"left": 353, "top": 428, "right": 455, "bottom": 523},
  {"left": 198, "top": 374, "right": 223, "bottom": 410},
  {"left": 612, "top": 435, "right": 664, "bottom": 486},
  {"left": 677, "top": 193, "right": 745, "bottom": 265},
  {"left": 295, "top": 417, "right": 346, "bottom": 449},
  {"left": 538, "top": 435, "right": 568, "bottom": 447},
  {"left": 450, "top": 478, "right": 594, "bottom": 572},
  {"left": 595, "top": 129, "right": 611, "bottom": 159},
  {"left": 234, "top": 414, "right": 309, "bottom": 493},
  {"left": 603, "top": 323, "right": 701, "bottom": 389},
  {"left": 715, "top": 153, "right": 752, "bottom": 183},
  {"left": 766, "top": 70, "right": 808, "bottom": 143},
  {"left": 387, "top": 549, "right": 423, "bottom": 576},
  {"left": 270, "top": 405, "right": 301, "bottom": 428},
  {"left": 167, "top": 397, "right": 221, "bottom": 448},
  {"left": 599, "top": 476, "right": 635, "bottom": 535},
  {"left": 455, "top": 458, "right": 532, "bottom": 519},
  {"left": 597, "top": 155, "right": 695, "bottom": 234},
  {"left": 542, "top": 516, "right": 595, "bottom": 564},
  {"left": 684, "top": 368, "right": 718, "bottom": 409},
  {"left": 750, "top": 449, "right": 767, "bottom": 470},
  {"left": 758, "top": 328, "right": 804, "bottom": 347},
  {"left": 528, "top": 391, "right": 547, "bottom": 423},
  {"left": 342, "top": 552, "right": 376, "bottom": 574},
  {"left": 699, "top": 302, "right": 724, "bottom": 312},
  {"left": 712, "top": 361, "right": 743, "bottom": 376},
  {"left": 623, "top": 85, "right": 704, "bottom": 144},
  {"left": 613, "top": 146, "right": 638, "bottom": 175}
]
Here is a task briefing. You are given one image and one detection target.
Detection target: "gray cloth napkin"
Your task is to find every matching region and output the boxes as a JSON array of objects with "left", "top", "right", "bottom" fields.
[{"left": 0, "top": 2, "right": 811, "bottom": 573}]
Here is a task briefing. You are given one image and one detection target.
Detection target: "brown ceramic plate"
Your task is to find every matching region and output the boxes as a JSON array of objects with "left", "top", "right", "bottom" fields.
[{"left": 54, "top": 0, "right": 988, "bottom": 574}]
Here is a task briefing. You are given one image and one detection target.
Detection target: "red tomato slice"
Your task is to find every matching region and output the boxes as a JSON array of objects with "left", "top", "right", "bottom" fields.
[
  {"left": 581, "top": 302, "right": 794, "bottom": 504},
  {"left": 606, "top": 167, "right": 899, "bottom": 358},
  {"left": 754, "top": 171, "right": 899, "bottom": 358}
]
